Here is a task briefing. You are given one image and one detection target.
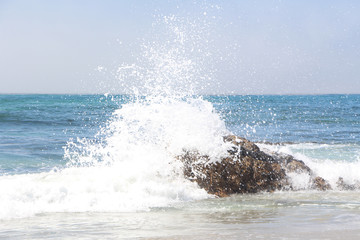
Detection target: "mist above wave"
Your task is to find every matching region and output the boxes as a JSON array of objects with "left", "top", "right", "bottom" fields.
[{"left": 0, "top": 12, "right": 233, "bottom": 219}]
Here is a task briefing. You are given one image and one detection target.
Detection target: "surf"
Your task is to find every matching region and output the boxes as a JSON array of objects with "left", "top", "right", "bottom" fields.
[{"left": 0, "top": 14, "right": 231, "bottom": 219}]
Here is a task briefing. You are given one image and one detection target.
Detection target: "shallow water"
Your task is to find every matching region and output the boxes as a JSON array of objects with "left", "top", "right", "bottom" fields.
[{"left": 2, "top": 191, "right": 360, "bottom": 239}]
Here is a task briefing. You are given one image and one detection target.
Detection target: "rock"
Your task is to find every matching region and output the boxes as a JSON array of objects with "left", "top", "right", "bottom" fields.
[
  {"left": 180, "top": 151, "right": 285, "bottom": 197},
  {"left": 312, "top": 177, "right": 332, "bottom": 191},
  {"left": 178, "top": 135, "right": 333, "bottom": 196},
  {"left": 223, "top": 135, "right": 276, "bottom": 162},
  {"left": 279, "top": 154, "right": 311, "bottom": 174}
]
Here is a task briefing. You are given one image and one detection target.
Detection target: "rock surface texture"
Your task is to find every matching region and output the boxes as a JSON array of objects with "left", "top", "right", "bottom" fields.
[{"left": 179, "top": 135, "right": 332, "bottom": 197}]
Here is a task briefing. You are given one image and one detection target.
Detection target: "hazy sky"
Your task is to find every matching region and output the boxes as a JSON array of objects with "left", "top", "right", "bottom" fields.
[{"left": 1, "top": 0, "right": 360, "bottom": 94}]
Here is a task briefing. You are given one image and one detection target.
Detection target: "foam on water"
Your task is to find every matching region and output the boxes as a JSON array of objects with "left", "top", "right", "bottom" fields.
[
  {"left": 0, "top": 97, "right": 233, "bottom": 218},
  {"left": 0, "top": 96, "right": 231, "bottom": 219},
  {"left": 0, "top": 99, "right": 231, "bottom": 219},
  {"left": 0, "top": 164, "right": 208, "bottom": 219},
  {"left": 258, "top": 143, "right": 360, "bottom": 189}
]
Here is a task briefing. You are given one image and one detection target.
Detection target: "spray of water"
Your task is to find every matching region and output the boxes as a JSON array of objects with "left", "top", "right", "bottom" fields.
[
  {"left": 61, "top": 13, "right": 233, "bottom": 211},
  {"left": 114, "top": 14, "right": 217, "bottom": 97},
  {"left": 0, "top": 13, "right": 233, "bottom": 219},
  {"left": 66, "top": 12, "right": 232, "bottom": 165}
]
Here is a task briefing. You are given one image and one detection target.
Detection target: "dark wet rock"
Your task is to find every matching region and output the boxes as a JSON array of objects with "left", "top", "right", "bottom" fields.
[
  {"left": 180, "top": 152, "right": 285, "bottom": 197},
  {"left": 223, "top": 135, "right": 276, "bottom": 163},
  {"left": 178, "top": 135, "right": 333, "bottom": 197},
  {"left": 277, "top": 154, "right": 311, "bottom": 174},
  {"left": 312, "top": 177, "right": 332, "bottom": 191}
]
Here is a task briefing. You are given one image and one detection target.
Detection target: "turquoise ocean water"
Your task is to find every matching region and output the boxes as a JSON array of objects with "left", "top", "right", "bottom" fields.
[
  {"left": 0, "top": 94, "right": 360, "bottom": 239},
  {"left": 1, "top": 94, "right": 359, "bottom": 174}
]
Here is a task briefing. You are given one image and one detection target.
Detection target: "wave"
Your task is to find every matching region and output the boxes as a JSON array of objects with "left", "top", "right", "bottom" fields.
[
  {"left": 0, "top": 165, "right": 208, "bottom": 219},
  {"left": 2, "top": 98, "right": 360, "bottom": 219},
  {"left": 0, "top": 13, "right": 228, "bottom": 219},
  {"left": 258, "top": 142, "right": 360, "bottom": 189},
  {"left": 0, "top": 95, "right": 234, "bottom": 219}
]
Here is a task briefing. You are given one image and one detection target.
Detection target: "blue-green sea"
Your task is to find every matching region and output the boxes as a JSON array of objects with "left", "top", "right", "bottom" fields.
[{"left": 0, "top": 94, "right": 360, "bottom": 239}]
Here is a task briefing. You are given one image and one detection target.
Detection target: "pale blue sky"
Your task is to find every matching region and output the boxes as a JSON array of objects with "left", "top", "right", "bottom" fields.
[{"left": 1, "top": 0, "right": 360, "bottom": 94}]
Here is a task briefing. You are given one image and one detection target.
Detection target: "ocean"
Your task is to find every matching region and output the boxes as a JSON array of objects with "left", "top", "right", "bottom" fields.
[{"left": 0, "top": 94, "right": 359, "bottom": 239}]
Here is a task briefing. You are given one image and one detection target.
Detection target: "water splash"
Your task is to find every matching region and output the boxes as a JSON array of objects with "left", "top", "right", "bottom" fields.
[
  {"left": 98, "top": 13, "right": 219, "bottom": 97},
  {"left": 0, "top": 12, "right": 233, "bottom": 219},
  {"left": 68, "top": 13, "right": 230, "bottom": 166},
  {"left": 258, "top": 143, "right": 360, "bottom": 190}
]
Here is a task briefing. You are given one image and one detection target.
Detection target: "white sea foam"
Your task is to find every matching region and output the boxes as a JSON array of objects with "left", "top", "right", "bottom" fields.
[
  {"left": 258, "top": 143, "right": 360, "bottom": 189},
  {"left": 0, "top": 165, "right": 210, "bottom": 219},
  {"left": 0, "top": 95, "right": 233, "bottom": 219}
]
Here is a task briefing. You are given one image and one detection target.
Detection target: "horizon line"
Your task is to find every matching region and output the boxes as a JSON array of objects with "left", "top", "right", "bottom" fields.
[{"left": 1, "top": 92, "right": 359, "bottom": 96}]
